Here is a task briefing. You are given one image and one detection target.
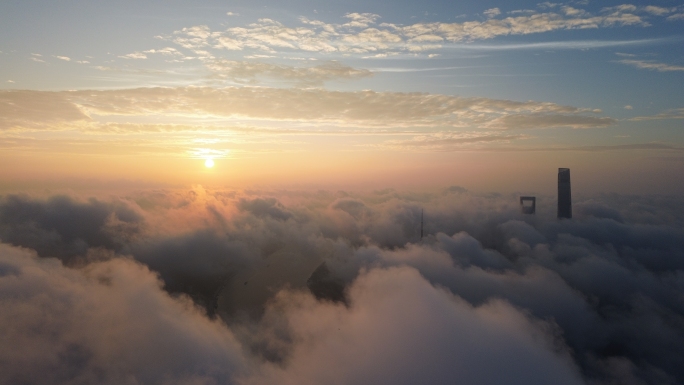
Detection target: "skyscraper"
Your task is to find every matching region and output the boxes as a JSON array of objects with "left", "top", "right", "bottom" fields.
[
  {"left": 558, "top": 168, "right": 572, "bottom": 219},
  {"left": 520, "top": 196, "right": 536, "bottom": 214}
]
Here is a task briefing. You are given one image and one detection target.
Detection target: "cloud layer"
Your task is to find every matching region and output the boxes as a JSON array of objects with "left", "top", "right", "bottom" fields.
[
  {"left": 1, "top": 188, "right": 684, "bottom": 384},
  {"left": 0, "top": 87, "right": 612, "bottom": 132}
]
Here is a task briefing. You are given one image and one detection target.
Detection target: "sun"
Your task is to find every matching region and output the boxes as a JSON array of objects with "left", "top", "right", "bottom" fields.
[{"left": 204, "top": 159, "right": 215, "bottom": 168}]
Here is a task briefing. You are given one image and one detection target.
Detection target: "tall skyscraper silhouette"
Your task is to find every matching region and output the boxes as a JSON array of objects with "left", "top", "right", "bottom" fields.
[{"left": 557, "top": 168, "right": 572, "bottom": 219}]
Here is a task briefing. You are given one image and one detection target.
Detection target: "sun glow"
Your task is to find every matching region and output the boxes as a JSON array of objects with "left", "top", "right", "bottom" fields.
[{"left": 204, "top": 159, "right": 215, "bottom": 168}]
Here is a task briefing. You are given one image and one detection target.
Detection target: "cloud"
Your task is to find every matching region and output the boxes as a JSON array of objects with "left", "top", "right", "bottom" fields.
[
  {"left": 0, "top": 88, "right": 613, "bottom": 135},
  {"left": 569, "top": 143, "right": 684, "bottom": 151},
  {"left": 381, "top": 132, "right": 529, "bottom": 151},
  {"left": 119, "top": 52, "right": 148, "bottom": 59},
  {"left": 65, "top": 87, "right": 606, "bottom": 128},
  {"left": 483, "top": 8, "right": 502, "bottom": 18},
  {"left": 561, "top": 6, "right": 587, "bottom": 17},
  {"left": 3, "top": 188, "right": 684, "bottom": 384},
  {"left": 53, "top": 55, "right": 71, "bottom": 61},
  {"left": 643, "top": 6, "right": 674, "bottom": 16},
  {"left": 343, "top": 12, "right": 381, "bottom": 28},
  {"left": 0, "top": 243, "right": 247, "bottom": 384},
  {"left": 485, "top": 114, "right": 616, "bottom": 129},
  {"left": 143, "top": 47, "right": 183, "bottom": 56},
  {"left": 245, "top": 267, "right": 584, "bottom": 385},
  {"left": 667, "top": 13, "right": 684, "bottom": 21},
  {"left": 237, "top": 197, "right": 293, "bottom": 221},
  {"left": 172, "top": 25, "right": 213, "bottom": 51},
  {"left": 2, "top": 188, "right": 684, "bottom": 384},
  {"left": 619, "top": 59, "right": 684, "bottom": 72},
  {"left": 90, "top": 66, "right": 166, "bottom": 75},
  {"left": 0, "top": 194, "right": 142, "bottom": 263},
  {"left": 630, "top": 108, "right": 684, "bottom": 121},
  {"left": 167, "top": 6, "right": 653, "bottom": 57},
  {"left": 484, "top": 143, "right": 684, "bottom": 153},
  {"left": 205, "top": 60, "right": 373, "bottom": 85},
  {"left": 0, "top": 90, "right": 91, "bottom": 130},
  {"left": 450, "top": 38, "right": 669, "bottom": 51}
]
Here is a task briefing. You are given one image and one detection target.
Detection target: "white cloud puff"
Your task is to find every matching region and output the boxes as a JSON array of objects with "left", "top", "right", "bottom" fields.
[
  {"left": 119, "top": 52, "right": 148, "bottom": 59},
  {"left": 483, "top": 8, "right": 502, "bottom": 18},
  {"left": 245, "top": 267, "right": 584, "bottom": 385},
  {"left": 0, "top": 243, "right": 247, "bottom": 384}
]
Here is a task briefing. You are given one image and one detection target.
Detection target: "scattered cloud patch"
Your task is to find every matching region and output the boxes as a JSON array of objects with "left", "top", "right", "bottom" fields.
[
  {"left": 620, "top": 59, "right": 684, "bottom": 71},
  {"left": 119, "top": 52, "right": 148, "bottom": 59},
  {"left": 485, "top": 114, "right": 616, "bottom": 130},
  {"left": 144, "top": 47, "right": 183, "bottom": 56},
  {"left": 483, "top": 8, "right": 502, "bottom": 18},
  {"left": 166, "top": 5, "right": 655, "bottom": 58},
  {"left": 630, "top": 108, "right": 684, "bottom": 121},
  {"left": 643, "top": 6, "right": 674, "bottom": 16}
]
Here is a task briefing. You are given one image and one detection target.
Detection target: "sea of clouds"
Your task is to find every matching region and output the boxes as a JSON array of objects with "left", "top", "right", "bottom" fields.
[{"left": 1, "top": 186, "right": 683, "bottom": 385}]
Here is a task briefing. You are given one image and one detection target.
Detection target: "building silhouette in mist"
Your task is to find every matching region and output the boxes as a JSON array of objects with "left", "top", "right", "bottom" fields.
[
  {"left": 520, "top": 196, "right": 536, "bottom": 214},
  {"left": 557, "top": 168, "right": 572, "bottom": 219}
]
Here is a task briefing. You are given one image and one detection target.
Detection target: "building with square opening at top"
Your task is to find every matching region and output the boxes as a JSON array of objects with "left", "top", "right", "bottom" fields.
[{"left": 520, "top": 196, "right": 536, "bottom": 214}]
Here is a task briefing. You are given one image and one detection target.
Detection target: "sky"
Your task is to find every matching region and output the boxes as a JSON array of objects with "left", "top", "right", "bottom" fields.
[
  {"left": 1, "top": 0, "right": 684, "bottom": 193},
  {"left": 2, "top": 2, "right": 684, "bottom": 385}
]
